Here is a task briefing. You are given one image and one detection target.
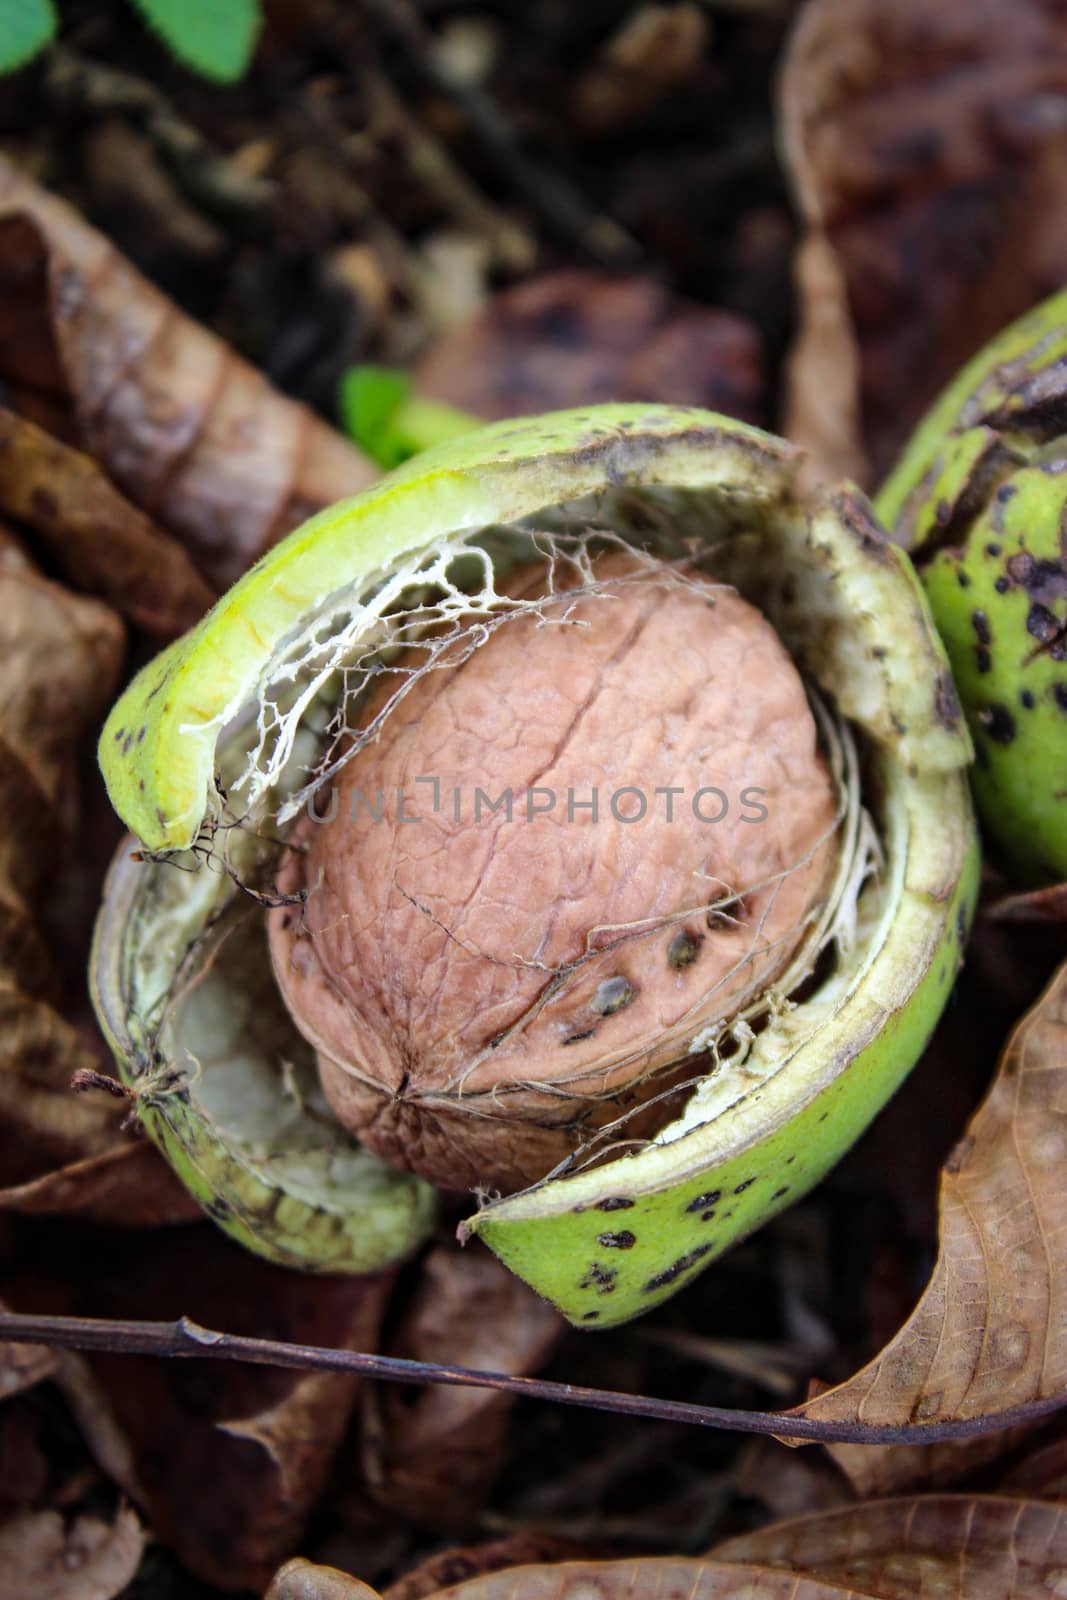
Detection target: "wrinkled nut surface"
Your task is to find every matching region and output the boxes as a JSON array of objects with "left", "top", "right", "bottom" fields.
[{"left": 268, "top": 555, "right": 839, "bottom": 1192}]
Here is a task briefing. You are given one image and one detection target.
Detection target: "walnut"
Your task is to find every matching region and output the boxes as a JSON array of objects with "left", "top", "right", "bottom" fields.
[{"left": 268, "top": 554, "right": 838, "bottom": 1192}]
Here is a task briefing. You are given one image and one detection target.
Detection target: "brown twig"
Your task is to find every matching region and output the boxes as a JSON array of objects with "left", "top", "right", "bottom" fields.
[{"left": 2, "top": 1311, "right": 1067, "bottom": 1446}]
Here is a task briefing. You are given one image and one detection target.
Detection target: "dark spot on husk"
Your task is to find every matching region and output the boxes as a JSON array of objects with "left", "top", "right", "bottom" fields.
[
  {"left": 772, "top": 1186, "right": 790, "bottom": 1200},
  {"left": 204, "top": 1197, "right": 232, "bottom": 1222},
  {"left": 597, "top": 1230, "right": 636, "bottom": 1249},
  {"left": 1020, "top": 688, "right": 1036, "bottom": 709},
  {"left": 1055, "top": 683, "right": 1067, "bottom": 712},
  {"left": 580, "top": 1262, "right": 618, "bottom": 1294},
  {"left": 596, "top": 1196, "right": 635, "bottom": 1212},
  {"left": 986, "top": 542, "right": 1002, "bottom": 557},
  {"left": 700, "top": 1209, "right": 717, "bottom": 1222},
  {"left": 668, "top": 929, "right": 703, "bottom": 969},
  {"left": 978, "top": 703, "right": 1017, "bottom": 744},
  {"left": 592, "top": 976, "right": 635, "bottom": 1016},
  {"left": 685, "top": 1190, "right": 722, "bottom": 1213},
  {"left": 114, "top": 727, "right": 125, "bottom": 741},
  {"left": 582, "top": 1310, "right": 601, "bottom": 1322},
  {"left": 1027, "top": 602, "right": 1061, "bottom": 643},
  {"left": 957, "top": 570, "right": 971, "bottom": 588},
  {"left": 786, "top": 1154, "right": 796, "bottom": 1165},
  {"left": 972, "top": 610, "right": 992, "bottom": 645},
  {"left": 995, "top": 575, "right": 1010, "bottom": 594},
  {"left": 733, "top": 1177, "right": 757, "bottom": 1194},
  {"left": 136, "top": 726, "right": 146, "bottom": 743},
  {"left": 643, "top": 1242, "right": 715, "bottom": 1293},
  {"left": 976, "top": 647, "right": 992, "bottom": 673}
]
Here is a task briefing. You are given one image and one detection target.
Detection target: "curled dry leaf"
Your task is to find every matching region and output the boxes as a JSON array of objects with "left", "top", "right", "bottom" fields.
[
  {"left": 713, "top": 1493, "right": 1067, "bottom": 1599},
  {"left": 0, "top": 156, "right": 375, "bottom": 590},
  {"left": 0, "top": 406, "right": 213, "bottom": 638},
  {"left": 359, "top": 1243, "right": 563, "bottom": 1529},
  {"left": 781, "top": 0, "right": 1067, "bottom": 483},
  {"left": 787, "top": 961, "right": 1067, "bottom": 1454},
  {"left": 413, "top": 270, "right": 764, "bottom": 426},
  {"left": 0, "top": 1504, "right": 143, "bottom": 1600}
]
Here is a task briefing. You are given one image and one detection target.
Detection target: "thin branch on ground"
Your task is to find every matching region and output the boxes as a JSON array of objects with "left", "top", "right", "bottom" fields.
[{"left": 2, "top": 1310, "right": 1066, "bottom": 1446}]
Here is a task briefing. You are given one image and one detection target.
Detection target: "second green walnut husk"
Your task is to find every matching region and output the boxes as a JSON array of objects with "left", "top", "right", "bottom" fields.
[
  {"left": 91, "top": 404, "right": 977, "bottom": 1327},
  {"left": 879, "top": 284, "right": 1067, "bottom": 887}
]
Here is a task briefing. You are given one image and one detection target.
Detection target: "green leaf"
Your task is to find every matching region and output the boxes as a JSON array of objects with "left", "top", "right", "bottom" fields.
[
  {"left": 0, "top": 0, "right": 56, "bottom": 75},
  {"left": 339, "top": 365, "right": 414, "bottom": 469},
  {"left": 129, "top": 0, "right": 262, "bottom": 84},
  {"left": 340, "top": 365, "right": 480, "bottom": 469}
]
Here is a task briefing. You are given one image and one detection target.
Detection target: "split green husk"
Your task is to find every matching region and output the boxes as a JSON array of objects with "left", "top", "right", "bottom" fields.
[{"left": 91, "top": 404, "right": 977, "bottom": 1326}]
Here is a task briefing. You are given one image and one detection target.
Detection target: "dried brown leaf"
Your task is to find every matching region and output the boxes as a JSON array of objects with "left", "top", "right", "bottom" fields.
[
  {"left": 0, "top": 406, "right": 213, "bottom": 637},
  {"left": 788, "top": 961, "right": 1067, "bottom": 1453},
  {"left": 0, "top": 981, "right": 123, "bottom": 1187},
  {"left": 0, "top": 545, "right": 137, "bottom": 1207},
  {"left": 733, "top": 1436, "right": 853, "bottom": 1523},
  {"left": 0, "top": 559, "right": 123, "bottom": 828},
  {"left": 780, "top": 0, "right": 1067, "bottom": 483},
  {"left": 381, "top": 1538, "right": 601, "bottom": 1600},
  {"left": 359, "top": 1243, "right": 562, "bottom": 1529},
  {"left": 414, "top": 270, "right": 764, "bottom": 426},
  {"left": 370, "top": 1559, "right": 873, "bottom": 1600},
  {"left": 1001, "top": 1424, "right": 1067, "bottom": 1501},
  {"left": 713, "top": 1493, "right": 1067, "bottom": 1598},
  {"left": 0, "top": 157, "right": 375, "bottom": 589},
  {"left": 988, "top": 885, "right": 1067, "bottom": 926},
  {"left": 821, "top": 1430, "right": 1034, "bottom": 1501},
  {"left": 266, "top": 1559, "right": 381, "bottom": 1600},
  {"left": 5, "top": 1231, "right": 394, "bottom": 1593},
  {"left": 0, "top": 1504, "right": 143, "bottom": 1600},
  {"left": 0, "top": 1140, "right": 200, "bottom": 1227}
]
